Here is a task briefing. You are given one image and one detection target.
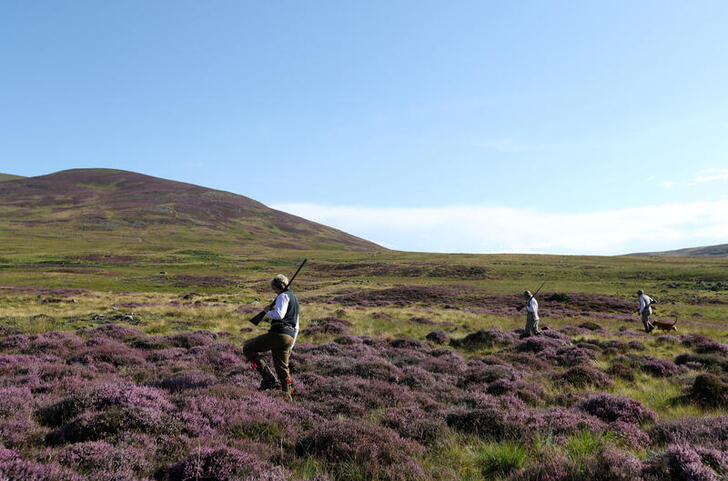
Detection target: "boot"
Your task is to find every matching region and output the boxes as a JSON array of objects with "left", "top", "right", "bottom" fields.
[
  {"left": 256, "top": 359, "right": 279, "bottom": 391},
  {"left": 281, "top": 377, "right": 293, "bottom": 401}
]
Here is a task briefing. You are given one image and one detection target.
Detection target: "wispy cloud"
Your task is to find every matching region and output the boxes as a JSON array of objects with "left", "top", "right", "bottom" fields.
[
  {"left": 694, "top": 168, "right": 728, "bottom": 183},
  {"left": 661, "top": 167, "right": 728, "bottom": 188},
  {"left": 271, "top": 201, "right": 728, "bottom": 255}
]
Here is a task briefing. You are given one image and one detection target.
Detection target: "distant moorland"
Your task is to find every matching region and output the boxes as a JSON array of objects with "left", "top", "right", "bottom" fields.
[{"left": 1, "top": 170, "right": 727, "bottom": 481}]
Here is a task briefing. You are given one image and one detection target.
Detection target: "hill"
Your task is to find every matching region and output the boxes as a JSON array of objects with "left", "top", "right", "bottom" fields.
[
  {"left": 0, "top": 173, "right": 25, "bottom": 182},
  {"left": 626, "top": 243, "right": 728, "bottom": 257},
  {"left": 0, "top": 168, "right": 380, "bottom": 254}
]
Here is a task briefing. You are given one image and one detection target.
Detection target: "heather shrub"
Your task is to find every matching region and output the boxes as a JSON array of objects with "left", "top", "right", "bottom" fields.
[
  {"left": 524, "top": 407, "right": 606, "bottom": 440},
  {"left": 0, "top": 459, "right": 85, "bottom": 481},
  {"left": 580, "top": 445, "right": 643, "bottom": 481},
  {"left": 446, "top": 394, "right": 527, "bottom": 440},
  {"left": 146, "top": 370, "right": 217, "bottom": 392},
  {"left": 649, "top": 415, "right": 728, "bottom": 451},
  {"left": 303, "top": 317, "right": 353, "bottom": 336},
  {"left": 643, "top": 443, "right": 720, "bottom": 481},
  {"left": 477, "top": 441, "right": 527, "bottom": 478},
  {"left": 37, "top": 382, "right": 173, "bottom": 428},
  {"left": 675, "top": 353, "right": 728, "bottom": 373},
  {"left": 379, "top": 406, "right": 446, "bottom": 446},
  {"left": 516, "top": 336, "right": 566, "bottom": 354},
  {"left": 557, "top": 366, "right": 613, "bottom": 389},
  {"left": 694, "top": 446, "right": 728, "bottom": 476},
  {"left": 578, "top": 394, "right": 655, "bottom": 425},
  {"left": 458, "top": 362, "right": 520, "bottom": 387},
  {"left": 27, "top": 331, "right": 84, "bottom": 357},
  {"left": 552, "top": 346, "right": 595, "bottom": 367},
  {"left": 425, "top": 330, "right": 449, "bottom": 344},
  {"left": 131, "top": 336, "right": 173, "bottom": 350},
  {"left": 58, "top": 441, "right": 151, "bottom": 478},
  {"left": 68, "top": 337, "right": 145, "bottom": 368},
  {"left": 166, "top": 330, "right": 218, "bottom": 348},
  {"left": 607, "top": 420, "right": 650, "bottom": 449},
  {"left": 642, "top": 358, "right": 682, "bottom": 377},
  {"left": 452, "top": 328, "right": 516, "bottom": 348},
  {"left": 419, "top": 348, "right": 467, "bottom": 374},
  {"left": 83, "top": 324, "right": 143, "bottom": 341},
  {"left": 295, "top": 419, "right": 424, "bottom": 481},
  {"left": 690, "top": 374, "right": 728, "bottom": 408},
  {"left": 164, "top": 447, "right": 287, "bottom": 481}
]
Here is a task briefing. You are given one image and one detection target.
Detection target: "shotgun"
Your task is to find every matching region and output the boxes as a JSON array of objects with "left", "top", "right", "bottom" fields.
[{"left": 248, "top": 259, "right": 307, "bottom": 326}]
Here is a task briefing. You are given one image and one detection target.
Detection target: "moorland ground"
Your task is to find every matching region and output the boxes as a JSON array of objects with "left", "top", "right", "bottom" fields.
[{"left": 1, "top": 246, "right": 728, "bottom": 481}]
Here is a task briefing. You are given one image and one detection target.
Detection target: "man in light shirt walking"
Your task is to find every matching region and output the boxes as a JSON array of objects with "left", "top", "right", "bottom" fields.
[
  {"left": 637, "top": 289, "right": 655, "bottom": 333},
  {"left": 522, "top": 290, "right": 541, "bottom": 337}
]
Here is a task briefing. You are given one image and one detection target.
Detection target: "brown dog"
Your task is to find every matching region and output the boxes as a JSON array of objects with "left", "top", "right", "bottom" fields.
[{"left": 650, "top": 318, "right": 678, "bottom": 332}]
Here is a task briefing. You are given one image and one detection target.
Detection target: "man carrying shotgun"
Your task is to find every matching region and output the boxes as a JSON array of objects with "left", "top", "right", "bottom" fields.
[
  {"left": 243, "top": 273, "right": 301, "bottom": 401},
  {"left": 518, "top": 283, "right": 544, "bottom": 337}
]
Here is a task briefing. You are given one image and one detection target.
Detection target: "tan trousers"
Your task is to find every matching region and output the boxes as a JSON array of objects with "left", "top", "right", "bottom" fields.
[{"left": 243, "top": 332, "right": 294, "bottom": 387}]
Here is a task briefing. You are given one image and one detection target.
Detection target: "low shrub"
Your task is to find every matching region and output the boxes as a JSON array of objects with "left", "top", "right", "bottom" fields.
[
  {"left": 691, "top": 374, "right": 728, "bottom": 408},
  {"left": 425, "top": 331, "right": 449, "bottom": 344},
  {"left": 578, "top": 394, "right": 655, "bottom": 425},
  {"left": 558, "top": 366, "right": 613, "bottom": 389},
  {"left": 643, "top": 443, "right": 719, "bottom": 481}
]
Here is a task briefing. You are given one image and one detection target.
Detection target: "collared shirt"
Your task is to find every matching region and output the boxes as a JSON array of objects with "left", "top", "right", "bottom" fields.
[
  {"left": 527, "top": 297, "right": 539, "bottom": 319},
  {"left": 639, "top": 294, "right": 653, "bottom": 314},
  {"left": 266, "top": 292, "right": 289, "bottom": 320}
]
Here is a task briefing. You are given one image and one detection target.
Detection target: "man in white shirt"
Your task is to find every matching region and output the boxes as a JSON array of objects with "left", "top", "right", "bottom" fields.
[
  {"left": 523, "top": 290, "right": 541, "bottom": 337},
  {"left": 637, "top": 289, "right": 655, "bottom": 333}
]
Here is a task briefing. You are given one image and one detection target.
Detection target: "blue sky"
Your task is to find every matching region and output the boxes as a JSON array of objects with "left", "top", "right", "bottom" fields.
[{"left": 1, "top": 1, "right": 728, "bottom": 254}]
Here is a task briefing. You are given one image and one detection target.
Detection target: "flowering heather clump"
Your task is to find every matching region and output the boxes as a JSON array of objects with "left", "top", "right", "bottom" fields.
[
  {"left": 557, "top": 366, "right": 613, "bottom": 389},
  {"left": 695, "top": 340, "right": 728, "bottom": 355},
  {"left": 166, "top": 330, "right": 218, "bottom": 348},
  {"left": 458, "top": 361, "right": 520, "bottom": 387},
  {"left": 649, "top": 415, "right": 728, "bottom": 451},
  {"left": 608, "top": 420, "right": 651, "bottom": 449},
  {"left": 190, "top": 342, "right": 244, "bottom": 371},
  {"left": 0, "top": 458, "right": 85, "bottom": 481},
  {"left": 581, "top": 445, "right": 643, "bottom": 481},
  {"left": 451, "top": 328, "right": 517, "bottom": 348},
  {"left": 578, "top": 394, "right": 656, "bottom": 425},
  {"left": 295, "top": 419, "right": 424, "bottom": 480},
  {"left": 131, "top": 335, "right": 173, "bottom": 350},
  {"left": 58, "top": 440, "right": 151, "bottom": 478},
  {"left": 680, "top": 333, "right": 717, "bottom": 348},
  {"left": 147, "top": 370, "right": 217, "bottom": 392},
  {"left": 551, "top": 346, "right": 595, "bottom": 367},
  {"left": 642, "top": 358, "right": 682, "bottom": 377},
  {"left": 419, "top": 348, "right": 467, "bottom": 375},
  {"left": 643, "top": 443, "right": 719, "bottom": 481},
  {"left": 379, "top": 406, "right": 447, "bottom": 446},
  {"left": 68, "top": 337, "right": 146, "bottom": 368},
  {"left": 27, "top": 331, "right": 84, "bottom": 357},
  {"left": 82, "top": 324, "right": 143, "bottom": 341},
  {"left": 164, "top": 447, "right": 287, "bottom": 481},
  {"left": 516, "top": 336, "right": 567, "bottom": 354},
  {"left": 523, "top": 406, "right": 606, "bottom": 440},
  {"left": 425, "top": 330, "right": 449, "bottom": 344},
  {"left": 446, "top": 394, "right": 528, "bottom": 440},
  {"left": 37, "top": 382, "right": 173, "bottom": 428},
  {"left": 675, "top": 353, "right": 728, "bottom": 373},
  {"left": 329, "top": 355, "right": 403, "bottom": 382},
  {"left": 694, "top": 446, "right": 728, "bottom": 476},
  {"left": 303, "top": 316, "right": 353, "bottom": 336}
]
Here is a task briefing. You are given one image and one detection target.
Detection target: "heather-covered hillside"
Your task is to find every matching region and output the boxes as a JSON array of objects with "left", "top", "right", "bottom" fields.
[{"left": 0, "top": 169, "right": 380, "bottom": 253}]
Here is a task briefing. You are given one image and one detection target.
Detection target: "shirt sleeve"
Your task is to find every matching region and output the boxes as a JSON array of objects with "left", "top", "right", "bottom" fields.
[
  {"left": 527, "top": 298, "right": 537, "bottom": 313},
  {"left": 266, "top": 293, "right": 289, "bottom": 320},
  {"left": 639, "top": 296, "right": 646, "bottom": 313}
]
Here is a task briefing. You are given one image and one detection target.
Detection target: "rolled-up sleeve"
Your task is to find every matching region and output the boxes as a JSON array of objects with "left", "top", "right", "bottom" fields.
[{"left": 266, "top": 293, "right": 289, "bottom": 320}]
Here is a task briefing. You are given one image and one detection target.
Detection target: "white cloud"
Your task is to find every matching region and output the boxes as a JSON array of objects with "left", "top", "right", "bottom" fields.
[
  {"left": 694, "top": 168, "right": 728, "bottom": 183},
  {"left": 661, "top": 167, "right": 728, "bottom": 187},
  {"left": 271, "top": 201, "right": 728, "bottom": 255}
]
